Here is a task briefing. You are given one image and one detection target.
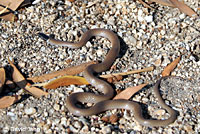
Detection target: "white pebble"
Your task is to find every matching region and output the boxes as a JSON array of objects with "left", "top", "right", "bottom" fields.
[
  {"left": 7, "top": 112, "right": 15, "bottom": 117},
  {"left": 32, "top": 0, "right": 41, "bottom": 4},
  {"left": 74, "top": 121, "right": 82, "bottom": 129},
  {"left": 25, "top": 107, "right": 36, "bottom": 115},
  {"left": 179, "top": 14, "right": 186, "bottom": 19},
  {"left": 145, "top": 15, "right": 153, "bottom": 22},
  {"left": 129, "top": 36, "right": 137, "bottom": 45},
  {"left": 101, "top": 126, "right": 111, "bottom": 134},
  {"left": 96, "top": 49, "right": 103, "bottom": 56},
  {"left": 53, "top": 104, "right": 60, "bottom": 111}
]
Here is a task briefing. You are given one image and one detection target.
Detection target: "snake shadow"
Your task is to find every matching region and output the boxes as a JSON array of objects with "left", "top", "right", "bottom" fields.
[
  {"left": 131, "top": 83, "right": 179, "bottom": 127},
  {"left": 116, "top": 32, "right": 129, "bottom": 59}
]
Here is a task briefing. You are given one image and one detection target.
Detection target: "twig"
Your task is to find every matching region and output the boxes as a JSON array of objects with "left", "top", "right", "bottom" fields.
[{"left": 100, "top": 66, "right": 154, "bottom": 78}]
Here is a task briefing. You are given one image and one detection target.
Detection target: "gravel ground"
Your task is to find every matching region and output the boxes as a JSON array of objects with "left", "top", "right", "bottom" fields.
[{"left": 0, "top": 0, "right": 200, "bottom": 133}]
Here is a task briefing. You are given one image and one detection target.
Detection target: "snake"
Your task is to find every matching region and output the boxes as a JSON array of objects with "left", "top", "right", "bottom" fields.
[{"left": 38, "top": 28, "right": 177, "bottom": 127}]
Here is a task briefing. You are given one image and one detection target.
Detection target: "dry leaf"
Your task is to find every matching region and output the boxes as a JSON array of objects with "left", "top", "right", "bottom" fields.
[
  {"left": 0, "top": 3, "right": 10, "bottom": 15},
  {"left": 68, "top": 0, "right": 75, "bottom": 2},
  {"left": 161, "top": 56, "right": 181, "bottom": 77},
  {"left": 150, "top": 0, "right": 175, "bottom": 7},
  {"left": 138, "top": 0, "right": 154, "bottom": 9},
  {"left": 106, "top": 75, "right": 123, "bottom": 83},
  {"left": 0, "top": 0, "right": 24, "bottom": 21},
  {"left": 44, "top": 75, "right": 89, "bottom": 89},
  {"left": 0, "top": 95, "right": 21, "bottom": 109},
  {"left": 101, "top": 114, "right": 119, "bottom": 124},
  {"left": 8, "top": 59, "right": 48, "bottom": 97},
  {"left": 25, "top": 84, "right": 48, "bottom": 97},
  {"left": 0, "top": 68, "right": 6, "bottom": 93},
  {"left": 169, "top": 0, "right": 198, "bottom": 18},
  {"left": 113, "top": 84, "right": 147, "bottom": 100},
  {"left": 109, "top": 114, "right": 119, "bottom": 124},
  {"left": 5, "top": 80, "right": 16, "bottom": 89},
  {"left": 28, "top": 61, "right": 96, "bottom": 83}
]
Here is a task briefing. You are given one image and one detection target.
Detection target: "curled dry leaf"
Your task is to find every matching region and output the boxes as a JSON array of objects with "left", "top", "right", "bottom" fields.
[
  {"left": 28, "top": 61, "right": 96, "bottom": 83},
  {"left": 101, "top": 114, "right": 119, "bottom": 124},
  {"left": 8, "top": 59, "right": 48, "bottom": 97},
  {"left": 169, "top": 0, "right": 198, "bottom": 18},
  {"left": 0, "top": 68, "right": 6, "bottom": 94},
  {"left": 109, "top": 114, "right": 119, "bottom": 124},
  {"left": 161, "top": 56, "right": 181, "bottom": 77},
  {"left": 0, "top": 95, "right": 21, "bottom": 109},
  {"left": 106, "top": 75, "right": 123, "bottom": 83},
  {"left": 113, "top": 83, "right": 147, "bottom": 100},
  {"left": 44, "top": 75, "right": 89, "bottom": 89}
]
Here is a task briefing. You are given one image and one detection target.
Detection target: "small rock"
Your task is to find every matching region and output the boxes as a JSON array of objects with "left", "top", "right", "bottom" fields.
[
  {"left": 101, "top": 126, "right": 111, "bottom": 134},
  {"left": 25, "top": 107, "right": 36, "bottom": 115},
  {"left": 32, "top": 0, "right": 41, "bottom": 4},
  {"left": 70, "top": 125, "right": 79, "bottom": 133},
  {"left": 184, "top": 125, "right": 194, "bottom": 133},
  {"left": 53, "top": 104, "right": 60, "bottom": 111},
  {"left": 136, "top": 41, "right": 143, "bottom": 49},
  {"left": 74, "top": 121, "right": 82, "bottom": 129},
  {"left": 154, "top": 58, "right": 162, "bottom": 66},
  {"left": 18, "top": 62, "right": 26, "bottom": 68},
  {"left": 45, "top": 129, "right": 52, "bottom": 134},
  {"left": 7, "top": 112, "right": 15, "bottom": 117},
  {"left": 74, "top": 87, "right": 84, "bottom": 92},
  {"left": 154, "top": 109, "right": 166, "bottom": 119},
  {"left": 43, "top": 124, "right": 50, "bottom": 131},
  {"left": 96, "top": 49, "right": 103, "bottom": 56},
  {"left": 107, "top": 16, "right": 115, "bottom": 25},
  {"left": 145, "top": 15, "right": 153, "bottom": 22},
  {"left": 82, "top": 125, "right": 89, "bottom": 132},
  {"left": 129, "top": 36, "right": 137, "bottom": 45},
  {"left": 179, "top": 14, "right": 186, "bottom": 19},
  {"left": 58, "top": 6, "right": 64, "bottom": 11},
  {"left": 162, "top": 57, "right": 170, "bottom": 66}
]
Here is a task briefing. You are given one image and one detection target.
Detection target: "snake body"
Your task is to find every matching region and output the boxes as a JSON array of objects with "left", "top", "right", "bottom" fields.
[{"left": 39, "top": 28, "right": 177, "bottom": 127}]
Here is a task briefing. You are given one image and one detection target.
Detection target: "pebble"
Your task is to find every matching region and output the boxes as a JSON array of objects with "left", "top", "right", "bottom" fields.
[
  {"left": 74, "top": 121, "right": 82, "bottom": 129},
  {"left": 18, "top": 62, "right": 26, "bottom": 68},
  {"left": 179, "top": 14, "right": 186, "bottom": 19},
  {"left": 101, "top": 126, "right": 111, "bottom": 134},
  {"left": 32, "top": 0, "right": 41, "bottom": 5},
  {"left": 25, "top": 107, "right": 36, "bottom": 115},
  {"left": 154, "top": 109, "right": 166, "bottom": 117},
  {"left": 154, "top": 58, "right": 162, "bottom": 66},
  {"left": 145, "top": 15, "right": 153, "bottom": 22},
  {"left": 53, "top": 104, "right": 60, "bottom": 111},
  {"left": 73, "top": 87, "right": 84, "bottom": 92},
  {"left": 129, "top": 36, "right": 137, "bottom": 45},
  {"left": 107, "top": 16, "right": 115, "bottom": 25}
]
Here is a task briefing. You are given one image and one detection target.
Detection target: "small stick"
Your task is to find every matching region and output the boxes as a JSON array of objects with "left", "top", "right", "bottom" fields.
[{"left": 100, "top": 66, "right": 154, "bottom": 78}]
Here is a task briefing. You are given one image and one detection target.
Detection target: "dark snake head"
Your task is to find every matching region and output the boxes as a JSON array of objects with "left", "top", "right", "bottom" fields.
[{"left": 38, "top": 33, "right": 50, "bottom": 41}]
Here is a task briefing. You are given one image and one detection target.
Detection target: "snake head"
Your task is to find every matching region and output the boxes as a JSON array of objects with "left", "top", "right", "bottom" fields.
[{"left": 38, "top": 33, "right": 50, "bottom": 41}]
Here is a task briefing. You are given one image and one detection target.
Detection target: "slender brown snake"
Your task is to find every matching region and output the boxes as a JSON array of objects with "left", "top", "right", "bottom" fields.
[{"left": 39, "top": 28, "right": 177, "bottom": 127}]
